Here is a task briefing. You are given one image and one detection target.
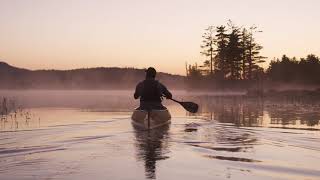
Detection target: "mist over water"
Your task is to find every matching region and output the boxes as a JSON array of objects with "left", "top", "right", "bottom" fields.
[{"left": 0, "top": 90, "right": 319, "bottom": 180}]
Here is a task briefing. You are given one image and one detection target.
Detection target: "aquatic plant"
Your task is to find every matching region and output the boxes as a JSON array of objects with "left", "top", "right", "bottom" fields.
[{"left": 0, "top": 97, "right": 8, "bottom": 120}]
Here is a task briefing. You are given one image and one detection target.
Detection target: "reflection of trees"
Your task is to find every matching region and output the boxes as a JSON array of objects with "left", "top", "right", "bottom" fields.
[
  {"left": 133, "top": 126, "right": 170, "bottom": 179},
  {"left": 194, "top": 96, "right": 320, "bottom": 128},
  {"left": 198, "top": 96, "right": 264, "bottom": 127},
  {"left": 267, "top": 105, "right": 320, "bottom": 127},
  {"left": 241, "top": 102, "right": 263, "bottom": 127},
  {"left": 268, "top": 108, "right": 298, "bottom": 125},
  {"left": 300, "top": 113, "right": 320, "bottom": 127}
]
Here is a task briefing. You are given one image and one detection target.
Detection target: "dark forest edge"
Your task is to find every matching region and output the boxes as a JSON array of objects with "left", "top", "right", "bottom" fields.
[{"left": 186, "top": 21, "right": 320, "bottom": 93}]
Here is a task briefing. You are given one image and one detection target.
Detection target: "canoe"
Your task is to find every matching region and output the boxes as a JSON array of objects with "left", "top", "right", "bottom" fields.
[{"left": 131, "top": 109, "right": 171, "bottom": 129}]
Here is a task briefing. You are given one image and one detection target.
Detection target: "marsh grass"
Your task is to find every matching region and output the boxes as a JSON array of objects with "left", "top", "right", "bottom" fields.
[
  {"left": 0, "top": 97, "right": 9, "bottom": 121},
  {"left": 0, "top": 97, "right": 34, "bottom": 131}
]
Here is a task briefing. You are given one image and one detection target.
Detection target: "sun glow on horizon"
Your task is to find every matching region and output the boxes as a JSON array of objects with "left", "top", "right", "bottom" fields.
[{"left": 0, "top": 0, "right": 319, "bottom": 75}]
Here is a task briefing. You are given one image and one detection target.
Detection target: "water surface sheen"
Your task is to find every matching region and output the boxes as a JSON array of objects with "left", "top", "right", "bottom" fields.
[{"left": 0, "top": 93, "right": 320, "bottom": 180}]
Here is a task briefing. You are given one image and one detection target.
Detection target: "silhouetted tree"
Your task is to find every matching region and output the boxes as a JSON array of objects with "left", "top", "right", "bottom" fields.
[
  {"left": 200, "top": 26, "right": 216, "bottom": 75},
  {"left": 225, "top": 22, "right": 242, "bottom": 80},
  {"left": 299, "top": 54, "right": 320, "bottom": 84},
  {"left": 214, "top": 25, "right": 229, "bottom": 79},
  {"left": 241, "top": 26, "right": 266, "bottom": 80},
  {"left": 187, "top": 64, "right": 202, "bottom": 80},
  {"left": 266, "top": 54, "right": 320, "bottom": 83},
  {"left": 186, "top": 63, "right": 204, "bottom": 89},
  {"left": 192, "top": 20, "right": 267, "bottom": 89}
]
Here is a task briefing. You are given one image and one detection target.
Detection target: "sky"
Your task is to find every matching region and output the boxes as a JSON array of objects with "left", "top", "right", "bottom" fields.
[{"left": 0, "top": 0, "right": 319, "bottom": 75}]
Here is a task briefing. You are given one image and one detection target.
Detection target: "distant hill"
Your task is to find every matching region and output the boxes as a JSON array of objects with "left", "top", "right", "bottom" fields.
[{"left": 0, "top": 62, "right": 185, "bottom": 89}]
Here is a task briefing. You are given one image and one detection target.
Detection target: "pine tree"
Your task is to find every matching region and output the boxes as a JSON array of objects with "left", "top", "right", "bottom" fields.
[
  {"left": 214, "top": 25, "right": 228, "bottom": 79},
  {"left": 200, "top": 26, "right": 215, "bottom": 75},
  {"left": 226, "top": 21, "right": 242, "bottom": 80},
  {"left": 245, "top": 26, "right": 266, "bottom": 80}
]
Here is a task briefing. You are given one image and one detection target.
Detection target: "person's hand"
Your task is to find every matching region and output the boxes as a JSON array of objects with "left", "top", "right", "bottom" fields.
[{"left": 166, "top": 94, "right": 172, "bottom": 99}]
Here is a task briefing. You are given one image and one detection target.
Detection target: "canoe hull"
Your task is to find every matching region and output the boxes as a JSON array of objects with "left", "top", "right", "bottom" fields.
[{"left": 131, "top": 109, "right": 171, "bottom": 129}]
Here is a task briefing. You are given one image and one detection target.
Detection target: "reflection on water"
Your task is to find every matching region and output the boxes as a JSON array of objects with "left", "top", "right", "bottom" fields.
[
  {"left": 195, "top": 96, "right": 320, "bottom": 130},
  {"left": 1, "top": 90, "right": 319, "bottom": 130},
  {"left": 133, "top": 125, "right": 170, "bottom": 179},
  {"left": 1, "top": 94, "right": 320, "bottom": 132},
  {"left": 0, "top": 91, "right": 320, "bottom": 180}
]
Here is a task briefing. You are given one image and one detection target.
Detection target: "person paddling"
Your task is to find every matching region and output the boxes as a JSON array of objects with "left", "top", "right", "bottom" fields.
[{"left": 134, "top": 67, "right": 172, "bottom": 110}]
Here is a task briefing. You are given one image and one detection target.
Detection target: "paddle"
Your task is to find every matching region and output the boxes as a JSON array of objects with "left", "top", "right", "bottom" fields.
[{"left": 169, "top": 98, "right": 199, "bottom": 113}]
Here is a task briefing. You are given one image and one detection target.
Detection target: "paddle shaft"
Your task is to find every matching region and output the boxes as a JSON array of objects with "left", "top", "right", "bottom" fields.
[{"left": 169, "top": 98, "right": 181, "bottom": 104}]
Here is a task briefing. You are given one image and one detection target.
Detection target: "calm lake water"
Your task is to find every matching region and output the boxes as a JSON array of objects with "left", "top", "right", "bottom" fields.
[{"left": 0, "top": 90, "right": 320, "bottom": 180}]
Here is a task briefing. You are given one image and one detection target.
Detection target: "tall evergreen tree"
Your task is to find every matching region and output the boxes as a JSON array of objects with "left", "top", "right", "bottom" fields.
[
  {"left": 214, "top": 25, "right": 229, "bottom": 79},
  {"left": 226, "top": 22, "right": 242, "bottom": 80},
  {"left": 244, "top": 26, "right": 266, "bottom": 80},
  {"left": 197, "top": 21, "right": 266, "bottom": 81},
  {"left": 200, "top": 26, "right": 215, "bottom": 75}
]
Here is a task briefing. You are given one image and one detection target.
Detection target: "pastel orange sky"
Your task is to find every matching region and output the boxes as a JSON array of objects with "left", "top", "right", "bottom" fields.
[{"left": 0, "top": 0, "right": 319, "bottom": 75}]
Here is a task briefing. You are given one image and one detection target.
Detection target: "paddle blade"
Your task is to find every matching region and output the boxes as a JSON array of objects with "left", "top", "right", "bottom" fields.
[{"left": 180, "top": 101, "right": 199, "bottom": 113}]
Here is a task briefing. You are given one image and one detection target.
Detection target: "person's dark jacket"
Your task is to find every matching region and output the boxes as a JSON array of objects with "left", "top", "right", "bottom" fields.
[{"left": 134, "top": 79, "right": 172, "bottom": 103}]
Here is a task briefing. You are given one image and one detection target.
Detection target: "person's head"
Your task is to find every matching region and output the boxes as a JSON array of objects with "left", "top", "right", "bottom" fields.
[{"left": 145, "top": 67, "right": 156, "bottom": 79}]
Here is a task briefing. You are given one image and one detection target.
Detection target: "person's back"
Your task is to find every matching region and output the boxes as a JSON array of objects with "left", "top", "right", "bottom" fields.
[{"left": 134, "top": 67, "right": 172, "bottom": 110}]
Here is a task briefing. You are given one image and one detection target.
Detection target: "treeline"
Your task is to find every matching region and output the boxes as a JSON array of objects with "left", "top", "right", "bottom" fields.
[
  {"left": 267, "top": 54, "right": 320, "bottom": 84},
  {"left": 186, "top": 21, "right": 320, "bottom": 90},
  {"left": 0, "top": 62, "right": 185, "bottom": 89}
]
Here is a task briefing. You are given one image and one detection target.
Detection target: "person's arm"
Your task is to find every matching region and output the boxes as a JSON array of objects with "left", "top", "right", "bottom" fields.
[
  {"left": 134, "top": 83, "right": 141, "bottom": 99},
  {"left": 159, "top": 83, "right": 172, "bottom": 99}
]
